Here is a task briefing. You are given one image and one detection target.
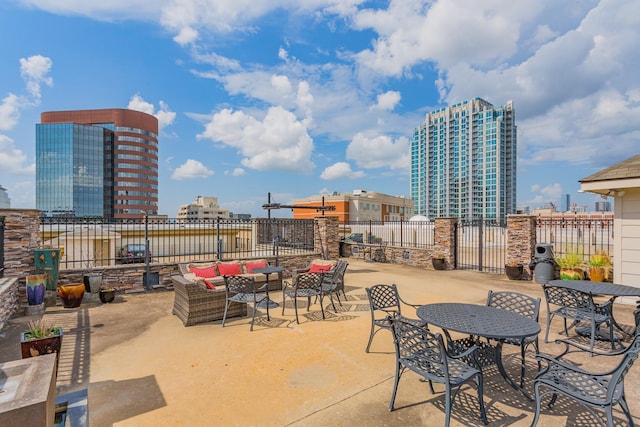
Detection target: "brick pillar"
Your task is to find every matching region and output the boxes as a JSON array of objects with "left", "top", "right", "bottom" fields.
[
  {"left": 434, "top": 217, "right": 458, "bottom": 270},
  {"left": 314, "top": 216, "right": 339, "bottom": 260},
  {"left": 506, "top": 214, "right": 536, "bottom": 279}
]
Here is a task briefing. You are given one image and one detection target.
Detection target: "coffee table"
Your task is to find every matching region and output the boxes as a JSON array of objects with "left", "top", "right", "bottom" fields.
[{"left": 252, "top": 266, "right": 285, "bottom": 320}]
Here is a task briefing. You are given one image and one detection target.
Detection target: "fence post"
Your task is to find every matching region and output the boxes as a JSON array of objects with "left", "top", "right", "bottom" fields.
[
  {"left": 434, "top": 217, "right": 458, "bottom": 270},
  {"left": 506, "top": 214, "right": 537, "bottom": 280},
  {"left": 314, "top": 216, "right": 339, "bottom": 259}
]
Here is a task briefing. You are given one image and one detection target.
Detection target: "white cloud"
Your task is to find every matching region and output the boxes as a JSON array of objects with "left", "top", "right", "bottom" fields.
[
  {"left": 127, "top": 94, "right": 176, "bottom": 130},
  {"left": 171, "top": 159, "right": 214, "bottom": 180},
  {"left": 19, "top": 55, "right": 53, "bottom": 99},
  {"left": 225, "top": 167, "right": 246, "bottom": 176},
  {"left": 198, "top": 106, "right": 314, "bottom": 173},
  {"left": 0, "top": 134, "right": 34, "bottom": 175},
  {"left": 0, "top": 94, "right": 22, "bottom": 132},
  {"left": 320, "top": 162, "right": 365, "bottom": 180},
  {"left": 371, "top": 90, "right": 400, "bottom": 111},
  {"left": 346, "top": 133, "right": 410, "bottom": 170}
]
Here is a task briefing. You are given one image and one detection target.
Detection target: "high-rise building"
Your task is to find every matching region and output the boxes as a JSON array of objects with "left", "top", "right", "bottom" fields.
[
  {"left": 410, "top": 98, "right": 517, "bottom": 220},
  {"left": 560, "top": 194, "right": 570, "bottom": 212},
  {"left": 36, "top": 109, "right": 158, "bottom": 219}
]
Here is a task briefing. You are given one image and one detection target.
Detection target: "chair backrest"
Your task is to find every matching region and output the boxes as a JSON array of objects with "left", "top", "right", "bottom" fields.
[
  {"left": 391, "top": 316, "right": 448, "bottom": 380},
  {"left": 293, "top": 272, "right": 324, "bottom": 291},
  {"left": 542, "top": 285, "right": 595, "bottom": 311},
  {"left": 487, "top": 290, "right": 540, "bottom": 321},
  {"left": 366, "top": 284, "right": 401, "bottom": 313},
  {"left": 224, "top": 275, "right": 256, "bottom": 294}
]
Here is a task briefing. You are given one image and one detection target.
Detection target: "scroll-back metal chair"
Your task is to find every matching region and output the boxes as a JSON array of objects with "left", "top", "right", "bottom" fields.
[
  {"left": 486, "top": 290, "right": 541, "bottom": 387},
  {"left": 532, "top": 326, "right": 640, "bottom": 426},
  {"left": 281, "top": 272, "right": 325, "bottom": 324},
  {"left": 542, "top": 284, "right": 615, "bottom": 355},
  {"left": 222, "top": 275, "right": 267, "bottom": 331},
  {"left": 365, "top": 284, "right": 424, "bottom": 353},
  {"left": 389, "top": 316, "right": 488, "bottom": 427},
  {"left": 319, "top": 260, "right": 349, "bottom": 310}
]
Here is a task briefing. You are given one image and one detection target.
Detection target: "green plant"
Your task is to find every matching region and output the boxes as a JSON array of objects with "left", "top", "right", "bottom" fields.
[
  {"left": 589, "top": 251, "right": 612, "bottom": 268},
  {"left": 555, "top": 247, "right": 585, "bottom": 269},
  {"left": 23, "top": 319, "right": 61, "bottom": 340}
]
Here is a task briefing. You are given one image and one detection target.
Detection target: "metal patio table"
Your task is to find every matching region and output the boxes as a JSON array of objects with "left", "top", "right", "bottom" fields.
[
  {"left": 548, "top": 279, "right": 640, "bottom": 338},
  {"left": 417, "top": 302, "right": 540, "bottom": 400},
  {"left": 252, "top": 266, "right": 285, "bottom": 320}
]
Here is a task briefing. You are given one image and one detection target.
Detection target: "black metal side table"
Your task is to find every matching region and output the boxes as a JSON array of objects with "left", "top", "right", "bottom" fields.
[{"left": 252, "top": 266, "right": 285, "bottom": 320}]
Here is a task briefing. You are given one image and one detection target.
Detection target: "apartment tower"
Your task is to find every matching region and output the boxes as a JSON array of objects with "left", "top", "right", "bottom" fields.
[
  {"left": 36, "top": 109, "right": 158, "bottom": 219},
  {"left": 410, "top": 98, "right": 517, "bottom": 220}
]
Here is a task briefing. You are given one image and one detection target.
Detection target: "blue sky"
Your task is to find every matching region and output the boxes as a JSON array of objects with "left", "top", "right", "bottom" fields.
[{"left": 1, "top": 0, "right": 638, "bottom": 218}]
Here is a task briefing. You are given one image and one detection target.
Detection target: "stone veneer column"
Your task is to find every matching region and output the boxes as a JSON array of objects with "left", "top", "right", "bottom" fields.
[
  {"left": 0, "top": 209, "right": 42, "bottom": 330},
  {"left": 434, "top": 217, "right": 458, "bottom": 270},
  {"left": 314, "top": 216, "right": 340, "bottom": 260},
  {"left": 506, "top": 214, "right": 536, "bottom": 279}
]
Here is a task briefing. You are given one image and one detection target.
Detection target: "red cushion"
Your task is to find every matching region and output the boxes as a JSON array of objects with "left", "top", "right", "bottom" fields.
[
  {"left": 308, "top": 263, "right": 332, "bottom": 273},
  {"left": 190, "top": 266, "right": 217, "bottom": 278},
  {"left": 218, "top": 262, "right": 242, "bottom": 275},
  {"left": 245, "top": 261, "right": 268, "bottom": 273},
  {"left": 203, "top": 279, "right": 216, "bottom": 290}
]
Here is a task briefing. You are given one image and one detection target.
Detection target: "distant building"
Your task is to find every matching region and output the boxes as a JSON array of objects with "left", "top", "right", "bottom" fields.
[
  {"left": 36, "top": 109, "right": 159, "bottom": 219},
  {"left": 292, "top": 190, "right": 413, "bottom": 222},
  {"left": 0, "top": 185, "right": 10, "bottom": 208},
  {"left": 410, "top": 97, "right": 517, "bottom": 220},
  {"left": 177, "top": 196, "right": 230, "bottom": 220},
  {"left": 560, "top": 194, "right": 570, "bottom": 212},
  {"left": 595, "top": 201, "right": 611, "bottom": 212},
  {"left": 230, "top": 212, "right": 252, "bottom": 220}
]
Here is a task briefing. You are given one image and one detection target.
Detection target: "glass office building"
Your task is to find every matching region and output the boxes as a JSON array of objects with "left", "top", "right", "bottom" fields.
[
  {"left": 36, "top": 109, "right": 158, "bottom": 219},
  {"left": 410, "top": 98, "right": 517, "bottom": 220}
]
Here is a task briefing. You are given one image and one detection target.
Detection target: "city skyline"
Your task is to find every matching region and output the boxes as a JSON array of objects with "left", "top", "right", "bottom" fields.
[{"left": 1, "top": 1, "right": 639, "bottom": 218}]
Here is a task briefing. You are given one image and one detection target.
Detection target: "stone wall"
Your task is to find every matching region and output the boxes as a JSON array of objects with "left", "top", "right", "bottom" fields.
[{"left": 506, "top": 215, "right": 537, "bottom": 279}]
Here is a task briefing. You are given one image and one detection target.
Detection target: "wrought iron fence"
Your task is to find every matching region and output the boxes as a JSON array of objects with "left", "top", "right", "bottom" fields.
[
  {"left": 456, "top": 219, "right": 507, "bottom": 273},
  {"left": 340, "top": 219, "right": 435, "bottom": 249},
  {"left": 535, "top": 213, "right": 614, "bottom": 263},
  {"left": 40, "top": 217, "right": 316, "bottom": 269}
]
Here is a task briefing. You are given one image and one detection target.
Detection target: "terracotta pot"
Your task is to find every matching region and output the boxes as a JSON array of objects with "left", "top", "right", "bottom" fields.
[
  {"left": 589, "top": 267, "right": 606, "bottom": 282},
  {"left": 59, "top": 283, "right": 85, "bottom": 308}
]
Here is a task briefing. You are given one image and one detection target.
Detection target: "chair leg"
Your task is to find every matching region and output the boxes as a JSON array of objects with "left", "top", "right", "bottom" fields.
[
  {"left": 222, "top": 300, "right": 230, "bottom": 327},
  {"left": 531, "top": 383, "right": 543, "bottom": 427},
  {"left": 544, "top": 315, "right": 552, "bottom": 343},
  {"left": 444, "top": 386, "right": 452, "bottom": 427},
  {"left": 294, "top": 298, "right": 300, "bottom": 324},
  {"left": 249, "top": 302, "right": 257, "bottom": 331},
  {"left": 476, "top": 374, "right": 488, "bottom": 425},
  {"left": 619, "top": 395, "right": 635, "bottom": 427},
  {"left": 388, "top": 363, "right": 402, "bottom": 411},
  {"left": 365, "top": 322, "right": 376, "bottom": 353}
]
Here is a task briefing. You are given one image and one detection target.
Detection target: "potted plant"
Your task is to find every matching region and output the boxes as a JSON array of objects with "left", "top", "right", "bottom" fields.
[
  {"left": 431, "top": 253, "right": 447, "bottom": 270},
  {"left": 20, "top": 318, "right": 63, "bottom": 366},
  {"left": 555, "top": 247, "right": 585, "bottom": 280},
  {"left": 588, "top": 251, "right": 611, "bottom": 282},
  {"left": 504, "top": 261, "right": 524, "bottom": 280},
  {"left": 82, "top": 259, "right": 103, "bottom": 294}
]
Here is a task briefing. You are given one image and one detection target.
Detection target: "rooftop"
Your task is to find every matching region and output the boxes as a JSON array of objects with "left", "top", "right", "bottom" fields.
[{"left": 1, "top": 259, "right": 639, "bottom": 426}]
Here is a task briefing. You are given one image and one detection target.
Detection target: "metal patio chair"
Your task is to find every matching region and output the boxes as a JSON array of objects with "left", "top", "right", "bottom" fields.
[
  {"left": 486, "top": 290, "right": 541, "bottom": 387},
  {"left": 222, "top": 275, "right": 267, "bottom": 331},
  {"left": 365, "top": 284, "right": 424, "bottom": 353},
  {"left": 532, "top": 329, "right": 640, "bottom": 426},
  {"left": 542, "top": 284, "right": 615, "bottom": 355},
  {"left": 319, "top": 260, "right": 349, "bottom": 309},
  {"left": 389, "top": 316, "right": 488, "bottom": 427},
  {"left": 281, "top": 272, "right": 325, "bottom": 324}
]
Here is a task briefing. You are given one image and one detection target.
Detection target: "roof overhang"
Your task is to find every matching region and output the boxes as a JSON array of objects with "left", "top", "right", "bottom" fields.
[{"left": 579, "top": 177, "right": 640, "bottom": 196}]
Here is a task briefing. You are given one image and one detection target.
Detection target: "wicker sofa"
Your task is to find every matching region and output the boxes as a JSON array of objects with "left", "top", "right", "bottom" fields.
[
  {"left": 171, "top": 275, "right": 247, "bottom": 326},
  {"left": 177, "top": 259, "right": 283, "bottom": 291}
]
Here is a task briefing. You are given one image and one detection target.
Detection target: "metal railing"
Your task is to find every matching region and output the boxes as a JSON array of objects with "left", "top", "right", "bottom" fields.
[
  {"left": 456, "top": 219, "right": 507, "bottom": 273},
  {"left": 340, "top": 219, "right": 435, "bottom": 249},
  {"left": 40, "top": 217, "right": 316, "bottom": 269}
]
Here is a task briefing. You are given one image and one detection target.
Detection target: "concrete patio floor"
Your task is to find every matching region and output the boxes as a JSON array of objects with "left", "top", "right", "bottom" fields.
[{"left": 2, "top": 258, "right": 639, "bottom": 426}]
